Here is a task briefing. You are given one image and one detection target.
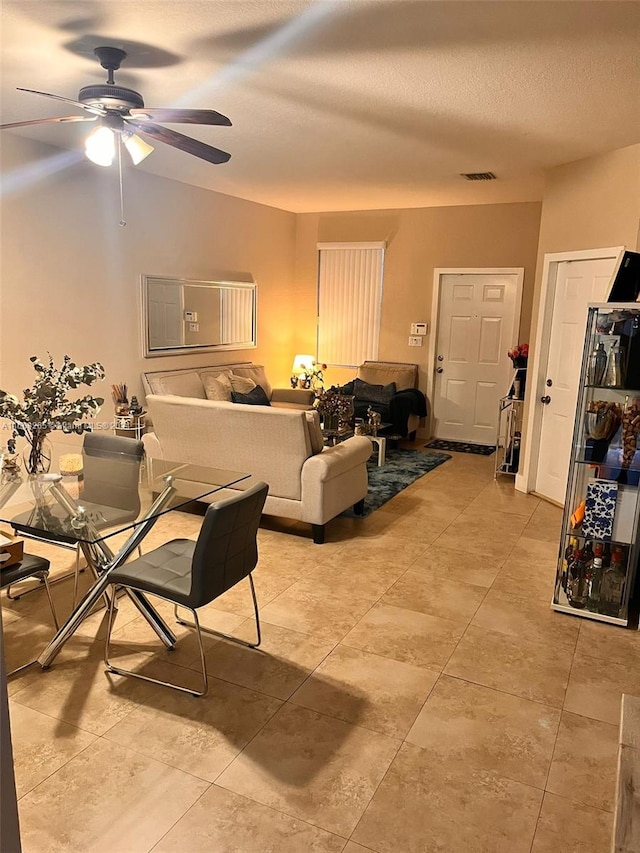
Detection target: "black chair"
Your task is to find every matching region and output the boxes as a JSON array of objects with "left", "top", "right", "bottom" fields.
[
  {"left": 1, "top": 554, "right": 58, "bottom": 675},
  {"left": 10, "top": 433, "right": 144, "bottom": 607},
  {"left": 104, "top": 481, "right": 269, "bottom": 697}
]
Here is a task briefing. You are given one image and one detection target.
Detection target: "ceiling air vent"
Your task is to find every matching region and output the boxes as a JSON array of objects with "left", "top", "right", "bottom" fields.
[{"left": 461, "top": 172, "right": 497, "bottom": 181}]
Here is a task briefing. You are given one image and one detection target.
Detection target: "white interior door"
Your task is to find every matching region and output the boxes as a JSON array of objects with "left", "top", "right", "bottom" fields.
[
  {"left": 148, "top": 281, "right": 184, "bottom": 349},
  {"left": 433, "top": 272, "right": 521, "bottom": 444},
  {"left": 535, "top": 258, "right": 617, "bottom": 504}
]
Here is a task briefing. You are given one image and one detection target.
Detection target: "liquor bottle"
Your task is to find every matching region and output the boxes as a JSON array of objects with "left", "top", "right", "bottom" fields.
[
  {"left": 568, "top": 545, "right": 588, "bottom": 609},
  {"left": 583, "top": 539, "right": 594, "bottom": 568},
  {"left": 587, "top": 542, "right": 604, "bottom": 610},
  {"left": 600, "top": 546, "right": 626, "bottom": 617},
  {"left": 562, "top": 536, "right": 576, "bottom": 592}
]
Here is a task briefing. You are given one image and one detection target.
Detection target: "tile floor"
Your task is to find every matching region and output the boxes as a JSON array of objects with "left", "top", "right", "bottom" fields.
[{"left": 3, "top": 447, "right": 636, "bottom": 852}]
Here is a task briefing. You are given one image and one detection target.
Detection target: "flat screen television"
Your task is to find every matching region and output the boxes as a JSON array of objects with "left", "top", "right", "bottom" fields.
[{"left": 607, "top": 250, "right": 640, "bottom": 302}]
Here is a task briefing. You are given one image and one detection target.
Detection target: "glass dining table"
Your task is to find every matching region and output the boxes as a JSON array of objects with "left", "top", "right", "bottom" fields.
[{"left": 0, "top": 443, "right": 249, "bottom": 669}]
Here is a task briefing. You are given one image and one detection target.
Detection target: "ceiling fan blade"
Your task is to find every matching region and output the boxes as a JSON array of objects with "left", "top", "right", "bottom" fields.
[
  {"left": 129, "top": 108, "right": 232, "bottom": 126},
  {"left": 0, "top": 115, "right": 98, "bottom": 130},
  {"left": 131, "top": 122, "right": 231, "bottom": 164},
  {"left": 17, "top": 88, "right": 107, "bottom": 116}
]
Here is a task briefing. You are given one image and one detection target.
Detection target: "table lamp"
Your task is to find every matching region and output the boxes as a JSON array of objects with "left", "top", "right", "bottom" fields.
[{"left": 291, "top": 354, "right": 315, "bottom": 388}]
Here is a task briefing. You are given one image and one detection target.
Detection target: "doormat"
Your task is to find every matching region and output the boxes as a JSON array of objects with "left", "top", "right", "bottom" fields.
[
  {"left": 342, "top": 448, "right": 451, "bottom": 517},
  {"left": 424, "top": 439, "right": 496, "bottom": 456}
]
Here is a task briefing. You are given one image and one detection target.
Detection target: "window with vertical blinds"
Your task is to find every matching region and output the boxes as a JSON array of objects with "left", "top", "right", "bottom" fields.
[{"left": 317, "top": 242, "right": 385, "bottom": 367}]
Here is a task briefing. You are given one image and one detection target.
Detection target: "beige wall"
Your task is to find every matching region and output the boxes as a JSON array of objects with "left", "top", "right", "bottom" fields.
[
  {"left": 529, "top": 145, "right": 640, "bottom": 348},
  {"left": 521, "top": 143, "right": 640, "bottom": 492},
  {"left": 0, "top": 134, "right": 297, "bottom": 409},
  {"left": 535, "top": 144, "right": 640, "bottom": 261},
  {"left": 294, "top": 202, "right": 542, "bottom": 390},
  {"left": 3, "top": 130, "right": 636, "bottom": 458}
]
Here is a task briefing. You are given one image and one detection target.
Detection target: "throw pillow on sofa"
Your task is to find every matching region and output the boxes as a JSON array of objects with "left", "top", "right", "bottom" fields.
[
  {"left": 203, "top": 373, "right": 232, "bottom": 401},
  {"left": 160, "top": 371, "right": 206, "bottom": 399},
  {"left": 353, "top": 377, "right": 397, "bottom": 405},
  {"left": 231, "top": 385, "right": 271, "bottom": 406},
  {"left": 228, "top": 374, "right": 257, "bottom": 394}
]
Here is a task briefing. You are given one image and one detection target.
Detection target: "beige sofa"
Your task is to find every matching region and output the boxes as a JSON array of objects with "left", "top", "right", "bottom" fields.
[
  {"left": 141, "top": 362, "right": 314, "bottom": 410},
  {"left": 142, "top": 394, "right": 372, "bottom": 543}
]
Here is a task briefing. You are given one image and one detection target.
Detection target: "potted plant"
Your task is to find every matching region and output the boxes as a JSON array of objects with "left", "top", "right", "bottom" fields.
[{"left": 0, "top": 354, "right": 105, "bottom": 474}]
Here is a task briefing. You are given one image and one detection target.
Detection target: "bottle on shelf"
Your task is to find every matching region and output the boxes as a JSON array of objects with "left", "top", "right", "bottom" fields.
[
  {"left": 568, "top": 544, "right": 588, "bottom": 609},
  {"left": 599, "top": 545, "right": 627, "bottom": 617},
  {"left": 586, "top": 542, "right": 604, "bottom": 610},
  {"left": 604, "top": 341, "right": 623, "bottom": 387},
  {"left": 561, "top": 536, "right": 577, "bottom": 592},
  {"left": 588, "top": 341, "right": 608, "bottom": 385}
]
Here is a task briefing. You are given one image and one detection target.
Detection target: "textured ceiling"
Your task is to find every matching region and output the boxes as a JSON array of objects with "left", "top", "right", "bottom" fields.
[{"left": 1, "top": 0, "right": 639, "bottom": 213}]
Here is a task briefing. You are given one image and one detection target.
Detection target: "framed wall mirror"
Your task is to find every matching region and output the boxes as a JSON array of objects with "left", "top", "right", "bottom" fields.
[{"left": 141, "top": 275, "right": 257, "bottom": 358}]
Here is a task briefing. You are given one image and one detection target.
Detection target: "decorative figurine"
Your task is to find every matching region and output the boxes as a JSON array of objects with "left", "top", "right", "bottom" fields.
[
  {"left": 129, "top": 396, "right": 143, "bottom": 416},
  {"left": 367, "top": 406, "right": 382, "bottom": 436},
  {"left": 2, "top": 438, "right": 21, "bottom": 479}
]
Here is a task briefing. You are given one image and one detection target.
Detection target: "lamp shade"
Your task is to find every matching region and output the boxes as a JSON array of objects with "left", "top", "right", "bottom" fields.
[
  {"left": 292, "top": 354, "right": 315, "bottom": 374},
  {"left": 123, "top": 132, "right": 154, "bottom": 165}
]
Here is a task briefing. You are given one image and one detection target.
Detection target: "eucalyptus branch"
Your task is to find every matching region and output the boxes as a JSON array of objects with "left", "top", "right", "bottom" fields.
[{"left": 0, "top": 353, "right": 106, "bottom": 470}]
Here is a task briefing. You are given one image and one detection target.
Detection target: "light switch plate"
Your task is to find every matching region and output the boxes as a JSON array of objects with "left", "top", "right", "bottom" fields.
[
  {"left": 188, "top": 322, "right": 199, "bottom": 332},
  {"left": 409, "top": 336, "right": 423, "bottom": 346}
]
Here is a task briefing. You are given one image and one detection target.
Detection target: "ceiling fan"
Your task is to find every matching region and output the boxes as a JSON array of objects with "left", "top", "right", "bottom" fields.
[{"left": 0, "top": 46, "right": 232, "bottom": 168}]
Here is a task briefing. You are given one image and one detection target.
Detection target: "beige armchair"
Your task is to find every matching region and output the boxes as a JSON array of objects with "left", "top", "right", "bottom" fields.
[{"left": 351, "top": 361, "right": 427, "bottom": 439}]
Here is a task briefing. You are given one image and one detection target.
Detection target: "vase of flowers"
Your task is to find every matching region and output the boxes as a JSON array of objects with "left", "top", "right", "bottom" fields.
[
  {"left": 0, "top": 354, "right": 105, "bottom": 474},
  {"left": 315, "top": 387, "right": 355, "bottom": 431},
  {"left": 508, "top": 343, "right": 529, "bottom": 369},
  {"left": 508, "top": 343, "right": 529, "bottom": 399}
]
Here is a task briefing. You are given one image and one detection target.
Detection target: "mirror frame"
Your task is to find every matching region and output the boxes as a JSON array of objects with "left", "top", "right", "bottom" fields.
[{"left": 141, "top": 274, "right": 257, "bottom": 358}]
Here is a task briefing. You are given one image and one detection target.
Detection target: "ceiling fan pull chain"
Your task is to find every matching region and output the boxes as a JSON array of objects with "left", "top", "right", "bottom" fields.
[{"left": 117, "top": 135, "right": 126, "bottom": 227}]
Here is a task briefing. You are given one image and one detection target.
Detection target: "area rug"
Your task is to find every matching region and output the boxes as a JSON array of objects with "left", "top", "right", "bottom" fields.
[
  {"left": 343, "top": 448, "right": 451, "bottom": 517},
  {"left": 424, "top": 439, "right": 495, "bottom": 456}
]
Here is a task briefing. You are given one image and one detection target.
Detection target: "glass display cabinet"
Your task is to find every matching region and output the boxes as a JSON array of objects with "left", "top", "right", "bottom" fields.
[{"left": 553, "top": 303, "right": 640, "bottom": 627}]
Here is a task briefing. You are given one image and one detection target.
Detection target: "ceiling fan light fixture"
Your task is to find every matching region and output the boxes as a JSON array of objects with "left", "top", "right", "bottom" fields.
[
  {"left": 85, "top": 125, "right": 115, "bottom": 167},
  {"left": 123, "top": 131, "right": 154, "bottom": 165}
]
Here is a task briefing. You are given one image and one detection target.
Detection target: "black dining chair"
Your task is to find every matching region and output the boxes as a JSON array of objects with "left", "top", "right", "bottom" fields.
[
  {"left": 104, "top": 480, "right": 269, "bottom": 697},
  {"left": 9, "top": 433, "right": 144, "bottom": 607},
  {"left": 1, "top": 553, "right": 58, "bottom": 675}
]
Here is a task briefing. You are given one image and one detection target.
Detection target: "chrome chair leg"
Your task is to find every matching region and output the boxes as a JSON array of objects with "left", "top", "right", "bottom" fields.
[
  {"left": 104, "top": 589, "right": 208, "bottom": 697},
  {"left": 7, "top": 570, "right": 59, "bottom": 676},
  {"left": 72, "top": 545, "right": 82, "bottom": 608},
  {"left": 174, "top": 573, "right": 262, "bottom": 648},
  {"left": 40, "top": 571, "right": 59, "bottom": 630}
]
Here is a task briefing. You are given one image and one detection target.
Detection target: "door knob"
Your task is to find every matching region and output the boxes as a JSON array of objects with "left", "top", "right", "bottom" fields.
[
  {"left": 437, "top": 355, "right": 444, "bottom": 362},
  {"left": 436, "top": 367, "right": 444, "bottom": 374},
  {"left": 540, "top": 395, "right": 551, "bottom": 405}
]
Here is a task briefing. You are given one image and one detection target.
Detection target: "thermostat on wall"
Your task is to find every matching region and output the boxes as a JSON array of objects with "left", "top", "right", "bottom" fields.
[
  {"left": 411, "top": 323, "right": 428, "bottom": 335},
  {"left": 184, "top": 311, "right": 198, "bottom": 322}
]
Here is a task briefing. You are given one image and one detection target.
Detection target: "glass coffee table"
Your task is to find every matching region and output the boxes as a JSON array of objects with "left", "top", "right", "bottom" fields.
[
  {"left": 321, "top": 427, "right": 354, "bottom": 447},
  {"left": 321, "top": 424, "right": 391, "bottom": 466},
  {"left": 0, "top": 447, "right": 248, "bottom": 668}
]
